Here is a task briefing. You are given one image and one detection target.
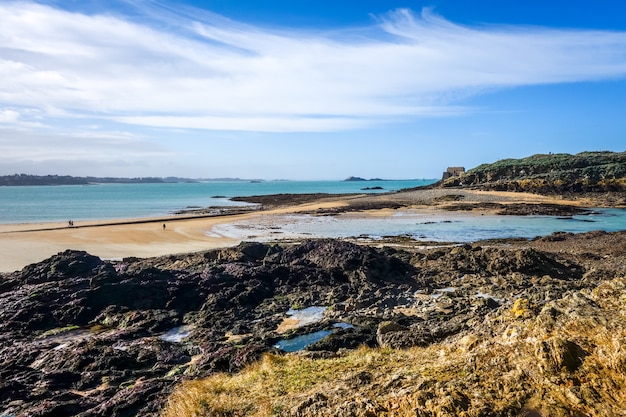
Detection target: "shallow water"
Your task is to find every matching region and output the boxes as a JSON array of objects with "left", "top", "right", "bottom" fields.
[
  {"left": 431, "top": 287, "right": 456, "bottom": 299},
  {"left": 211, "top": 208, "right": 626, "bottom": 243},
  {"left": 285, "top": 306, "right": 326, "bottom": 327},
  {"left": 274, "top": 323, "right": 355, "bottom": 352},
  {"left": 36, "top": 328, "right": 94, "bottom": 349},
  {"left": 274, "top": 330, "right": 333, "bottom": 352}
]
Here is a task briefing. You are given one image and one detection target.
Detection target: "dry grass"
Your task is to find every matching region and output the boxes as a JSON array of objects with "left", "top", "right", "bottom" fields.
[
  {"left": 161, "top": 346, "right": 451, "bottom": 417},
  {"left": 161, "top": 277, "right": 626, "bottom": 417}
]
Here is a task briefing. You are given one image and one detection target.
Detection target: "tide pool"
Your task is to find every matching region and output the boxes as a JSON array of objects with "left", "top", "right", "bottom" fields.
[
  {"left": 274, "top": 323, "right": 355, "bottom": 352},
  {"left": 210, "top": 208, "right": 626, "bottom": 243}
]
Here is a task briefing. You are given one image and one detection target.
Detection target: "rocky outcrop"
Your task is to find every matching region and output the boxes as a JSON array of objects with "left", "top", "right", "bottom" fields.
[
  {"left": 2, "top": 233, "right": 626, "bottom": 416},
  {"left": 441, "top": 151, "right": 626, "bottom": 196},
  {"left": 0, "top": 240, "right": 417, "bottom": 416},
  {"left": 162, "top": 232, "right": 626, "bottom": 417}
]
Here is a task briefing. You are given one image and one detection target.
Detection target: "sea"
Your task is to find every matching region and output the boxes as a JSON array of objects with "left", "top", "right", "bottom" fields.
[
  {"left": 1, "top": 179, "right": 625, "bottom": 242},
  {"left": 0, "top": 179, "right": 434, "bottom": 224}
]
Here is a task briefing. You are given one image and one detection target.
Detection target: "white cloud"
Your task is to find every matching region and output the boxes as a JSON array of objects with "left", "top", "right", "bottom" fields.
[
  {"left": 0, "top": 1, "right": 626, "bottom": 134},
  {"left": 0, "top": 127, "right": 168, "bottom": 163},
  {"left": 0, "top": 109, "right": 20, "bottom": 123},
  {"left": 0, "top": 107, "right": 47, "bottom": 128}
]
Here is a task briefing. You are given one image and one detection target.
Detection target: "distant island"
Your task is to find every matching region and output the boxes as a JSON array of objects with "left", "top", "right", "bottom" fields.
[
  {"left": 2, "top": 174, "right": 429, "bottom": 186},
  {"left": 344, "top": 176, "right": 385, "bottom": 181}
]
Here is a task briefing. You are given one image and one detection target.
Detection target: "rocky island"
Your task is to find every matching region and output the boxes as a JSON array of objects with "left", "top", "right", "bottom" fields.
[{"left": 1, "top": 151, "right": 626, "bottom": 417}]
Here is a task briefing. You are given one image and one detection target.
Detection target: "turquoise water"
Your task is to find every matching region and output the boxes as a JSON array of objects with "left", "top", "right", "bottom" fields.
[
  {"left": 2, "top": 180, "right": 625, "bottom": 242},
  {"left": 212, "top": 209, "right": 626, "bottom": 243},
  {"left": 0, "top": 179, "right": 434, "bottom": 224}
]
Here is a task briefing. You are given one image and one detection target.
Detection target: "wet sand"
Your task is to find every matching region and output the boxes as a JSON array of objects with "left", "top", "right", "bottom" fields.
[
  {"left": 0, "top": 198, "right": 356, "bottom": 272},
  {"left": 0, "top": 189, "right": 592, "bottom": 273}
]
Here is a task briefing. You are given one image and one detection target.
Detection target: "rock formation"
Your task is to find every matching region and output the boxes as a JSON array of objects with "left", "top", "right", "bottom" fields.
[
  {"left": 1, "top": 233, "right": 625, "bottom": 416},
  {"left": 440, "top": 151, "right": 626, "bottom": 196}
]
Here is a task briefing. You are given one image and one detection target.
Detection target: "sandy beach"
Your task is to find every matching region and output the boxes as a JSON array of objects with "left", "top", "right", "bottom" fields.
[
  {"left": 0, "top": 197, "right": 358, "bottom": 272},
  {"left": 0, "top": 189, "right": 594, "bottom": 273}
]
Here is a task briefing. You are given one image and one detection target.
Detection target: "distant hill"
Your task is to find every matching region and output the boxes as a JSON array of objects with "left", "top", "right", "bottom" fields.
[
  {"left": 441, "top": 151, "right": 626, "bottom": 193},
  {"left": 0, "top": 174, "right": 196, "bottom": 186}
]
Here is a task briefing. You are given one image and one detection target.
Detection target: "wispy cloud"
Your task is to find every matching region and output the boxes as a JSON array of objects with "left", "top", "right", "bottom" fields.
[
  {"left": 0, "top": 125, "right": 173, "bottom": 177},
  {"left": 1, "top": 0, "right": 626, "bottom": 137}
]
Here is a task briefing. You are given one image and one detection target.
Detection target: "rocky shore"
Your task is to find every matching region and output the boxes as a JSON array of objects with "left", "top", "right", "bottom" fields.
[
  {"left": 2, "top": 229, "right": 626, "bottom": 416},
  {"left": 438, "top": 151, "right": 626, "bottom": 204}
]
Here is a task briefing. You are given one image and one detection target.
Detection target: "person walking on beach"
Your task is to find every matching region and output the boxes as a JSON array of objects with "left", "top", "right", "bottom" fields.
[{"left": 163, "top": 223, "right": 166, "bottom": 230}]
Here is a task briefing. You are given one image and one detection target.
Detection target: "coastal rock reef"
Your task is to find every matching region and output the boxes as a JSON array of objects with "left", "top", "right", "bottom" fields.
[{"left": 1, "top": 232, "right": 626, "bottom": 416}]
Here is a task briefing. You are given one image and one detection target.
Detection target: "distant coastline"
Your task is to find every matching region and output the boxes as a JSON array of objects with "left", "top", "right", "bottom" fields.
[
  {"left": 0, "top": 174, "right": 266, "bottom": 186},
  {"left": 0, "top": 174, "right": 432, "bottom": 186}
]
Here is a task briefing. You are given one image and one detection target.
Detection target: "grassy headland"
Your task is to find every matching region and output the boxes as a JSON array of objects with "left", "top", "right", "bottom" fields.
[{"left": 441, "top": 151, "right": 626, "bottom": 198}]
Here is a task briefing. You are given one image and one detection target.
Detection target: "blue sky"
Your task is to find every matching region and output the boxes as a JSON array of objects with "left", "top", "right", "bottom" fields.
[{"left": 1, "top": 0, "right": 625, "bottom": 180}]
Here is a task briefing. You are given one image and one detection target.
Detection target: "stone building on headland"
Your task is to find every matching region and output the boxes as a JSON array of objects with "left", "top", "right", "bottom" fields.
[{"left": 441, "top": 166, "right": 465, "bottom": 181}]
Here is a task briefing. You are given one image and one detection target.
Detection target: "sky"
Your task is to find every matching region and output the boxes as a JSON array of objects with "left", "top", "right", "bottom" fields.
[{"left": 1, "top": 0, "right": 626, "bottom": 180}]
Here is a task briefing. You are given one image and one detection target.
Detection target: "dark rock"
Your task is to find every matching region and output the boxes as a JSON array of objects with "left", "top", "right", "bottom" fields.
[
  {"left": 1, "top": 233, "right": 624, "bottom": 416},
  {"left": 308, "top": 326, "right": 376, "bottom": 351},
  {"left": 217, "top": 241, "right": 278, "bottom": 262},
  {"left": 20, "top": 250, "right": 106, "bottom": 284}
]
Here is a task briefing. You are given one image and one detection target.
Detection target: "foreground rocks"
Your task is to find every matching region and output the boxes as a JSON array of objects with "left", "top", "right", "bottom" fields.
[{"left": 1, "top": 232, "right": 626, "bottom": 416}]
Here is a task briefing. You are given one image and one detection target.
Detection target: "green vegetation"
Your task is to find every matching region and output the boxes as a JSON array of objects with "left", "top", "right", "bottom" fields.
[{"left": 442, "top": 151, "right": 626, "bottom": 193}]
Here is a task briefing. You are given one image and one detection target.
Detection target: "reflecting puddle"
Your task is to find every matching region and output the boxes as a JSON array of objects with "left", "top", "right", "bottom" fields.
[
  {"left": 431, "top": 287, "right": 456, "bottom": 299},
  {"left": 274, "top": 330, "right": 333, "bottom": 352},
  {"left": 34, "top": 326, "right": 114, "bottom": 350},
  {"left": 274, "top": 323, "right": 355, "bottom": 352}
]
